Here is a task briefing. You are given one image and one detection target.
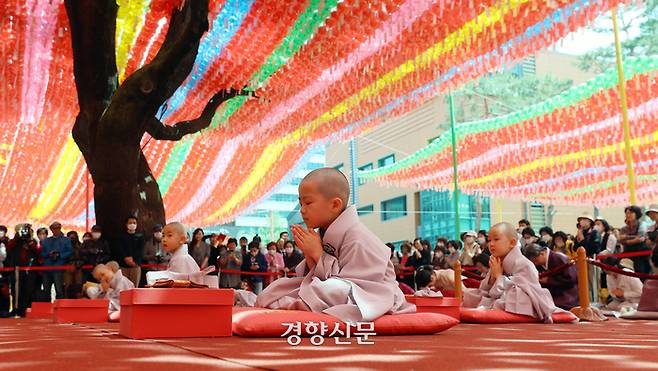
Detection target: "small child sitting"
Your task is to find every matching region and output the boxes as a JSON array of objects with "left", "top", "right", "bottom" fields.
[
  {"left": 463, "top": 222, "right": 559, "bottom": 323},
  {"left": 602, "top": 257, "right": 643, "bottom": 312},
  {"left": 92, "top": 261, "right": 134, "bottom": 320},
  {"left": 162, "top": 222, "right": 199, "bottom": 273},
  {"left": 146, "top": 222, "right": 215, "bottom": 286},
  {"left": 413, "top": 266, "right": 443, "bottom": 297},
  {"left": 255, "top": 168, "right": 415, "bottom": 322}
]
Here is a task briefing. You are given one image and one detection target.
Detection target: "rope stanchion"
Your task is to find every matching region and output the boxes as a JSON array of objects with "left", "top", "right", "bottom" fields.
[
  {"left": 596, "top": 250, "right": 652, "bottom": 260},
  {"left": 538, "top": 260, "right": 575, "bottom": 279},
  {"left": 453, "top": 261, "right": 462, "bottom": 300},
  {"left": 588, "top": 259, "right": 658, "bottom": 280},
  {"left": 570, "top": 246, "right": 606, "bottom": 322}
]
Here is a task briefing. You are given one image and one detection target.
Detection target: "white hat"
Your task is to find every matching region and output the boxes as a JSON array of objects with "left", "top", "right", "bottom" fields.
[
  {"left": 461, "top": 231, "right": 477, "bottom": 241},
  {"left": 619, "top": 258, "right": 634, "bottom": 272},
  {"left": 577, "top": 212, "right": 595, "bottom": 223},
  {"left": 646, "top": 204, "right": 658, "bottom": 216}
]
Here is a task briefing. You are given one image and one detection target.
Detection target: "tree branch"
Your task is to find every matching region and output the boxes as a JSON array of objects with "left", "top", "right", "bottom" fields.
[
  {"left": 146, "top": 88, "right": 256, "bottom": 141},
  {"left": 119, "top": 0, "right": 210, "bottom": 112}
]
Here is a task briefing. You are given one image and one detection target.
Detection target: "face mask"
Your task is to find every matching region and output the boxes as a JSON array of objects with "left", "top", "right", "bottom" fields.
[
  {"left": 541, "top": 235, "right": 551, "bottom": 243},
  {"left": 92, "top": 232, "right": 101, "bottom": 240},
  {"left": 153, "top": 232, "right": 163, "bottom": 240},
  {"left": 525, "top": 238, "right": 534, "bottom": 244},
  {"left": 285, "top": 248, "right": 293, "bottom": 254},
  {"left": 0, "top": 232, "right": 5, "bottom": 238},
  {"left": 593, "top": 225, "right": 603, "bottom": 233},
  {"left": 127, "top": 223, "right": 137, "bottom": 232},
  {"left": 477, "top": 237, "right": 486, "bottom": 245},
  {"left": 268, "top": 250, "right": 275, "bottom": 255}
]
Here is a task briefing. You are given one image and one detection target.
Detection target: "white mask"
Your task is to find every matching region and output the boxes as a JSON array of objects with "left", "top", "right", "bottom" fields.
[
  {"left": 541, "top": 235, "right": 551, "bottom": 243},
  {"left": 92, "top": 232, "right": 101, "bottom": 240},
  {"left": 153, "top": 232, "right": 163, "bottom": 240},
  {"left": 268, "top": 250, "right": 275, "bottom": 255},
  {"left": 477, "top": 237, "right": 486, "bottom": 245},
  {"left": 285, "top": 248, "right": 293, "bottom": 254},
  {"left": 525, "top": 237, "right": 535, "bottom": 244},
  {"left": 0, "top": 232, "right": 5, "bottom": 238},
  {"left": 593, "top": 225, "right": 603, "bottom": 233},
  {"left": 127, "top": 223, "right": 137, "bottom": 232}
]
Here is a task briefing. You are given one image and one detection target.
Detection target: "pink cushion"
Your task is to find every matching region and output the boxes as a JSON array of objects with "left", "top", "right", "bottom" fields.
[
  {"left": 460, "top": 308, "right": 578, "bottom": 324},
  {"left": 232, "top": 307, "right": 459, "bottom": 337}
]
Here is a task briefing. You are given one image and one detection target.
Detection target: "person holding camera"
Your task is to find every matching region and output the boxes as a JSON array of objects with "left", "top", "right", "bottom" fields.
[
  {"left": 41, "top": 221, "right": 72, "bottom": 301},
  {"left": 219, "top": 238, "right": 242, "bottom": 289}
]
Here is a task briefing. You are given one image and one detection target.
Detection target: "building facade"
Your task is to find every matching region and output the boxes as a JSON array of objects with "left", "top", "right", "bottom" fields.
[{"left": 326, "top": 51, "right": 628, "bottom": 245}]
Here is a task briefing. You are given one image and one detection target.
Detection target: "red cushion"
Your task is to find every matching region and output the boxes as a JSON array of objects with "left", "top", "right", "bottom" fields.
[
  {"left": 460, "top": 308, "right": 578, "bottom": 324},
  {"left": 232, "top": 307, "right": 458, "bottom": 337}
]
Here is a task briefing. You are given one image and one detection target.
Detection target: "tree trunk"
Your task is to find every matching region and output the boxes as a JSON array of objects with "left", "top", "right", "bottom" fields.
[
  {"left": 65, "top": 0, "right": 210, "bottom": 238},
  {"left": 65, "top": 0, "right": 252, "bottom": 241}
]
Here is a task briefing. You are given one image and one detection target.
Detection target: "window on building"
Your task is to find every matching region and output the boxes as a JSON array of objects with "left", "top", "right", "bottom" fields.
[
  {"left": 357, "top": 204, "right": 374, "bottom": 216},
  {"left": 378, "top": 154, "right": 395, "bottom": 168},
  {"left": 271, "top": 194, "right": 298, "bottom": 202},
  {"left": 528, "top": 202, "right": 546, "bottom": 229},
  {"left": 417, "top": 190, "right": 491, "bottom": 241},
  {"left": 334, "top": 163, "right": 344, "bottom": 173},
  {"left": 381, "top": 196, "right": 407, "bottom": 221},
  {"left": 358, "top": 163, "right": 373, "bottom": 186}
]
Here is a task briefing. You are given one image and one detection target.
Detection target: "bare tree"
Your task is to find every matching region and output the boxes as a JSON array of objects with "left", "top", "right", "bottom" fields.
[{"left": 64, "top": 0, "right": 252, "bottom": 239}]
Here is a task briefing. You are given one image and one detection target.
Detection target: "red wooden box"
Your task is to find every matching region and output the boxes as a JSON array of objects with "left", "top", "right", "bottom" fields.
[
  {"left": 119, "top": 288, "right": 234, "bottom": 339},
  {"left": 26, "top": 302, "right": 54, "bottom": 319},
  {"left": 53, "top": 299, "right": 109, "bottom": 323},
  {"left": 405, "top": 296, "right": 461, "bottom": 320}
]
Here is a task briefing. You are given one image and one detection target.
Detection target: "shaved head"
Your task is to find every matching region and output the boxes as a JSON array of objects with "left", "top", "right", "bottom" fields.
[
  {"left": 488, "top": 222, "right": 518, "bottom": 257},
  {"left": 301, "top": 168, "right": 350, "bottom": 208},
  {"left": 164, "top": 222, "right": 186, "bottom": 236},
  {"left": 162, "top": 222, "right": 188, "bottom": 252},
  {"left": 491, "top": 222, "right": 517, "bottom": 239}
]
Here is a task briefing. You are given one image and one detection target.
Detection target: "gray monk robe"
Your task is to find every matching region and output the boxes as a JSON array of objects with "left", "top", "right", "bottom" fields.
[
  {"left": 463, "top": 244, "right": 559, "bottom": 323},
  {"left": 255, "top": 206, "right": 415, "bottom": 323}
]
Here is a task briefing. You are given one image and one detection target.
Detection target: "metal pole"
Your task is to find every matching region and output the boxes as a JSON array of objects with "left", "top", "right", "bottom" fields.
[
  {"left": 449, "top": 93, "right": 461, "bottom": 240},
  {"left": 13, "top": 267, "right": 19, "bottom": 317},
  {"left": 611, "top": 8, "right": 636, "bottom": 205},
  {"left": 349, "top": 139, "right": 358, "bottom": 205},
  {"left": 85, "top": 169, "right": 90, "bottom": 232}
]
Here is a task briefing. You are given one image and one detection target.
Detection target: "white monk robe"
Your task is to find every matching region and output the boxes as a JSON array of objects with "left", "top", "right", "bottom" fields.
[
  {"left": 255, "top": 206, "right": 415, "bottom": 323},
  {"left": 168, "top": 244, "right": 200, "bottom": 273},
  {"left": 606, "top": 270, "right": 643, "bottom": 311},
  {"left": 106, "top": 269, "right": 135, "bottom": 312},
  {"left": 463, "top": 243, "right": 558, "bottom": 323}
]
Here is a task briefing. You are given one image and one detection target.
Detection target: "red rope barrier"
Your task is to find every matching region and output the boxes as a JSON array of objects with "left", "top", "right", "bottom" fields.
[
  {"left": 460, "top": 270, "right": 484, "bottom": 281},
  {"left": 588, "top": 259, "right": 658, "bottom": 280},
  {"left": 0, "top": 264, "right": 298, "bottom": 278},
  {"left": 538, "top": 260, "right": 575, "bottom": 279},
  {"left": 595, "top": 250, "right": 652, "bottom": 260}
]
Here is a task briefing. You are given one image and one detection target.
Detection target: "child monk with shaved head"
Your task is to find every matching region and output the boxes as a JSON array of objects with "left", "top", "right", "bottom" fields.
[
  {"left": 162, "top": 222, "right": 200, "bottom": 273},
  {"left": 255, "top": 168, "right": 415, "bottom": 322},
  {"left": 463, "top": 222, "right": 559, "bottom": 322}
]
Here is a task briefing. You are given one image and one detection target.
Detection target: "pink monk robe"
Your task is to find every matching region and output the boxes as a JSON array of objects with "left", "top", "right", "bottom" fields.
[
  {"left": 255, "top": 206, "right": 415, "bottom": 323},
  {"left": 463, "top": 244, "right": 559, "bottom": 323}
]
